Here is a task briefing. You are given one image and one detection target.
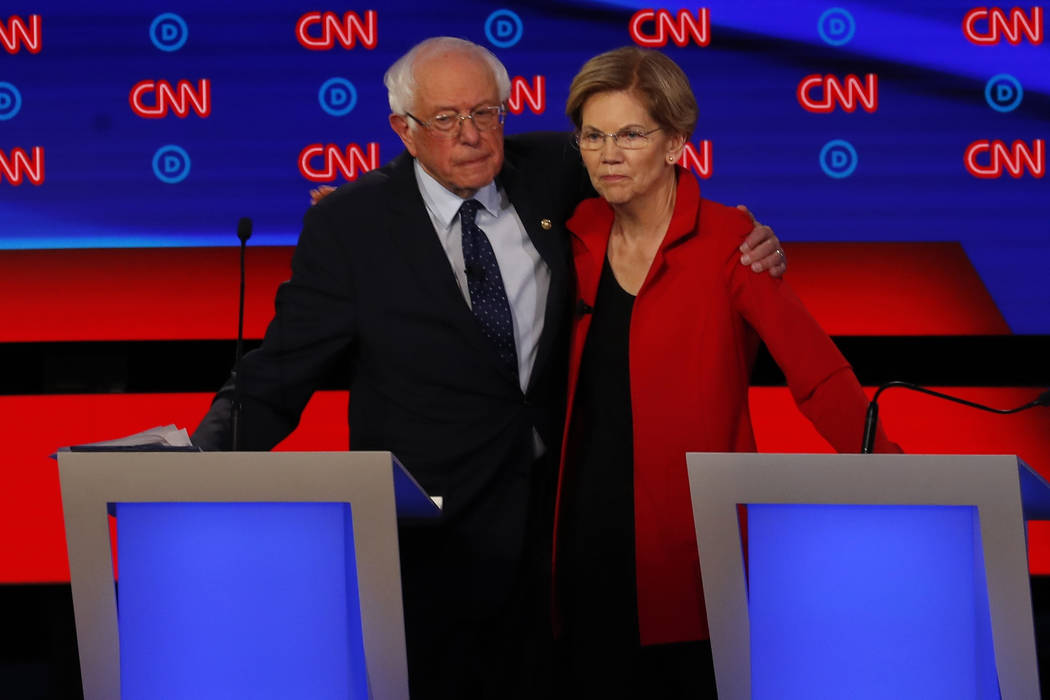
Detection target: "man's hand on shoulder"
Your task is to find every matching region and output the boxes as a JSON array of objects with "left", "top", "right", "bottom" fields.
[
  {"left": 310, "top": 185, "right": 336, "bottom": 205},
  {"left": 736, "top": 204, "right": 786, "bottom": 278}
]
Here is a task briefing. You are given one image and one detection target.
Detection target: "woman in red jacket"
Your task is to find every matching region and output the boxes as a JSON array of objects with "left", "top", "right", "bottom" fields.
[{"left": 553, "top": 47, "right": 900, "bottom": 699}]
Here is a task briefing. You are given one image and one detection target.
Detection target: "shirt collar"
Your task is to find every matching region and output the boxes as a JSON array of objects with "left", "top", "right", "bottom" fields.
[{"left": 413, "top": 159, "right": 501, "bottom": 229}]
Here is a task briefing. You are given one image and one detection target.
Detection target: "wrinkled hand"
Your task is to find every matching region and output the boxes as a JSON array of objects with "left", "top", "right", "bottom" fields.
[
  {"left": 310, "top": 185, "right": 336, "bottom": 205},
  {"left": 736, "top": 204, "right": 786, "bottom": 278}
]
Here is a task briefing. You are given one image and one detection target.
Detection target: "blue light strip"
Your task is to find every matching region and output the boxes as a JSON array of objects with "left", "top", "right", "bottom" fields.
[{"left": 0, "top": 233, "right": 297, "bottom": 250}]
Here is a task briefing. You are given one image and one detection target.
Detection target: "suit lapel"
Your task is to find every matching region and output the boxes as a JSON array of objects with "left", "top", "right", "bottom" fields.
[{"left": 385, "top": 153, "right": 521, "bottom": 383}]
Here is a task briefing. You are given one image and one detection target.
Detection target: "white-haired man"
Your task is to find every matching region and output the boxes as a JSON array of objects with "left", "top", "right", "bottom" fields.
[{"left": 194, "top": 37, "right": 784, "bottom": 699}]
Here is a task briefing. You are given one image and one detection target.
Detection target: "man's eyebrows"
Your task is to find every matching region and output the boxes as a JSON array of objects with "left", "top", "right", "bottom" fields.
[{"left": 429, "top": 101, "right": 501, "bottom": 113}]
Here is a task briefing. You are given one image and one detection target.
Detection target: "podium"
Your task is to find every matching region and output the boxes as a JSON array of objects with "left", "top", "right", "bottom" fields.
[
  {"left": 687, "top": 453, "right": 1050, "bottom": 700},
  {"left": 57, "top": 450, "right": 439, "bottom": 700}
]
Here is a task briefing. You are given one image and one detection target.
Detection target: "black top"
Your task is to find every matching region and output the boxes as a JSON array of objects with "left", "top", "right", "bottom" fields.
[
  {"left": 558, "top": 255, "right": 638, "bottom": 650},
  {"left": 555, "top": 260, "right": 720, "bottom": 700}
]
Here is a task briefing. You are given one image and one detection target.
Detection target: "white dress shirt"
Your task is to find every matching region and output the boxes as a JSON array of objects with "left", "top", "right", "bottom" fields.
[{"left": 414, "top": 160, "right": 550, "bottom": 393}]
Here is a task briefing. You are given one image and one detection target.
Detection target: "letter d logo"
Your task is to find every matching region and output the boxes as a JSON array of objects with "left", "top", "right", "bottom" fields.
[
  {"left": 485, "top": 9, "right": 523, "bottom": 48},
  {"left": 152, "top": 144, "right": 191, "bottom": 183}
]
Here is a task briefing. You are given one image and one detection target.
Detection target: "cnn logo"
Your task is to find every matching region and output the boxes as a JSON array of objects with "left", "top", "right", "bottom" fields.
[
  {"left": 797, "top": 74, "right": 878, "bottom": 113},
  {"left": 130, "top": 80, "right": 211, "bottom": 118},
  {"left": 0, "top": 147, "right": 44, "bottom": 185},
  {"left": 0, "top": 15, "right": 40, "bottom": 54},
  {"left": 963, "top": 7, "right": 1043, "bottom": 44},
  {"left": 507, "top": 76, "right": 545, "bottom": 115},
  {"left": 681, "top": 141, "right": 712, "bottom": 179},
  {"left": 630, "top": 9, "right": 710, "bottom": 47},
  {"left": 965, "top": 140, "right": 1045, "bottom": 178},
  {"left": 297, "top": 11, "right": 377, "bottom": 50},
  {"left": 300, "top": 143, "right": 380, "bottom": 181}
]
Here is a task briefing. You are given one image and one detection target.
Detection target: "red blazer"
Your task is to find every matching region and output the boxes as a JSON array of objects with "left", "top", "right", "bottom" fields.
[{"left": 554, "top": 169, "right": 900, "bottom": 646}]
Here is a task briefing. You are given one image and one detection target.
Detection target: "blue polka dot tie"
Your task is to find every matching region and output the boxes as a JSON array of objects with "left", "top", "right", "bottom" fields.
[{"left": 460, "top": 199, "right": 518, "bottom": 376}]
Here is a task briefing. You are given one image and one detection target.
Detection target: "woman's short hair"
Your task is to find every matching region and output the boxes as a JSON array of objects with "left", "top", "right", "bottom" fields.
[
  {"left": 566, "top": 46, "right": 698, "bottom": 138},
  {"left": 384, "top": 36, "right": 511, "bottom": 116}
]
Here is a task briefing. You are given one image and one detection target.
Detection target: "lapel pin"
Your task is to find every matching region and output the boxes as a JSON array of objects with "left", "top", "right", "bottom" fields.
[{"left": 540, "top": 218, "right": 552, "bottom": 230}]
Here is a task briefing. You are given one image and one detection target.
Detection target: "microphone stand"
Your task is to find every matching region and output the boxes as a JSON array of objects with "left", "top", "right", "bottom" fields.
[
  {"left": 231, "top": 217, "right": 252, "bottom": 451},
  {"left": 861, "top": 381, "right": 1050, "bottom": 454}
]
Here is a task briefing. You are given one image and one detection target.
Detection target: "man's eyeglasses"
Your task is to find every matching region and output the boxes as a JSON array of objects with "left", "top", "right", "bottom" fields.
[
  {"left": 575, "top": 127, "right": 663, "bottom": 151},
  {"left": 406, "top": 105, "right": 506, "bottom": 133}
]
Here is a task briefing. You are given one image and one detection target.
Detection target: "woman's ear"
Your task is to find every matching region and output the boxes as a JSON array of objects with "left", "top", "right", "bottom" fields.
[{"left": 666, "top": 132, "right": 687, "bottom": 164}]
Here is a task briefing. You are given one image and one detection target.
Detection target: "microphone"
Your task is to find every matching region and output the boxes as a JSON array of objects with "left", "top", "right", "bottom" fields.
[
  {"left": 576, "top": 300, "right": 594, "bottom": 317},
  {"left": 237, "top": 216, "right": 252, "bottom": 244},
  {"left": 231, "top": 217, "right": 252, "bottom": 451},
  {"left": 861, "top": 381, "right": 1050, "bottom": 454}
]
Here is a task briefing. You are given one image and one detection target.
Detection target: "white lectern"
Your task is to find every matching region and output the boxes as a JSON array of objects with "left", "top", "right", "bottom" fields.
[
  {"left": 58, "top": 450, "right": 439, "bottom": 700},
  {"left": 688, "top": 453, "right": 1050, "bottom": 700}
]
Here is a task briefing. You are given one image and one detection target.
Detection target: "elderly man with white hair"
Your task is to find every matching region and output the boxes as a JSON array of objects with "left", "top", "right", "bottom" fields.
[{"left": 193, "top": 36, "right": 784, "bottom": 698}]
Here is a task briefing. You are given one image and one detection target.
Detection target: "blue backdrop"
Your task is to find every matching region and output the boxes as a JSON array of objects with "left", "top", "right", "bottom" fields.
[{"left": 2, "top": 1, "right": 1047, "bottom": 330}]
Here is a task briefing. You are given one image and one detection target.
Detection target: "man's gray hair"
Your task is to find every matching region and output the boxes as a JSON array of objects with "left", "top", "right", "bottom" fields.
[{"left": 384, "top": 36, "right": 511, "bottom": 116}]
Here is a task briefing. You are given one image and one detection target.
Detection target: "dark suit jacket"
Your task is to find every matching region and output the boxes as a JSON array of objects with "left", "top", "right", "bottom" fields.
[{"left": 194, "top": 131, "right": 590, "bottom": 622}]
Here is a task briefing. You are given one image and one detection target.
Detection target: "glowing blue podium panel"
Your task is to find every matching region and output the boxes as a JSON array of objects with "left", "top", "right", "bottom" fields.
[
  {"left": 57, "top": 451, "right": 436, "bottom": 700},
  {"left": 687, "top": 453, "right": 1047, "bottom": 700},
  {"left": 747, "top": 504, "right": 997, "bottom": 700},
  {"left": 116, "top": 502, "right": 367, "bottom": 700}
]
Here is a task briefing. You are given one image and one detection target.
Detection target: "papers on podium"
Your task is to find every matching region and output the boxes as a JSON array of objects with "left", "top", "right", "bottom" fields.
[{"left": 57, "top": 425, "right": 199, "bottom": 454}]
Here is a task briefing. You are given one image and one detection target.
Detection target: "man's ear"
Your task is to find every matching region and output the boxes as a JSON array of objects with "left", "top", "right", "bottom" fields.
[{"left": 389, "top": 113, "right": 418, "bottom": 157}]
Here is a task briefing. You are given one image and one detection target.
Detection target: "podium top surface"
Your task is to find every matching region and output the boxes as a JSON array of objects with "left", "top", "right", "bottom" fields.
[
  {"left": 685, "top": 453, "right": 1047, "bottom": 521},
  {"left": 57, "top": 450, "right": 441, "bottom": 519}
]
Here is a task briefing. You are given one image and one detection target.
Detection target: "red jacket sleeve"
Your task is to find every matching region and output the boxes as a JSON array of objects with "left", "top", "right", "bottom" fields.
[{"left": 718, "top": 211, "right": 901, "bottom": 453}]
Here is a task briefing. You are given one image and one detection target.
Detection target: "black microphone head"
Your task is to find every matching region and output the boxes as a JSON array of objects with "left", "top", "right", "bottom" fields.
[{"left": 237, "top": 217, "right": 253, "bottom": 243}]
